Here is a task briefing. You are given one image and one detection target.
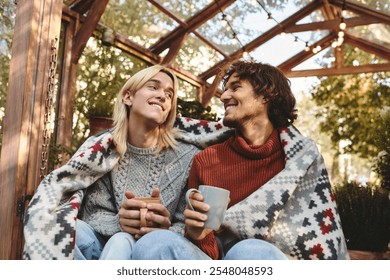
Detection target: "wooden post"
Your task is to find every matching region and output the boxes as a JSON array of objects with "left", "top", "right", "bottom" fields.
[{"left": 0, "top": 0, "right": 62, "bottom": 260}]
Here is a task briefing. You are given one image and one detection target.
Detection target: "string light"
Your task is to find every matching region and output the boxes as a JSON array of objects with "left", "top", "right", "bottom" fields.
[
  {"left": 341, "top": 0, "right": 347, "bottom": 17},
  {"left": 305, "top": 42, "right": 310, "bottom": 52},
  {"left": 339, "top": 0, "right": 347, "bottom": 31},
  {"left": 255, "top": 0, "right": 309, "bottom": 52},
  {"left": 231, "top": 32, "right": 238, "bottom": 45},
  {"left": 215, "top": 0, "right": 254, "bottom": 60},
  {"left": 220, "top": 13, "right": 228, "bottom": 27},
  {"left": 339, "top": 18, "right": 346, "bottom": 30}
]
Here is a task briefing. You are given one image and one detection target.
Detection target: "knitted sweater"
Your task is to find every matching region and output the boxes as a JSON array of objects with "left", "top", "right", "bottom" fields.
[
  {"left": 78, "top": 142, "right": 199, "bottom": 237},
  {"left": 190, "top": 126, "right": 349, "bottom": 260},
  {"left": 188, "top": 129, "right": 285, "bottom": 258}
]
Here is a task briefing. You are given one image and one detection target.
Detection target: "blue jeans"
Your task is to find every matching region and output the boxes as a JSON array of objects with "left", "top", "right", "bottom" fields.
[
  {"left": 74, "top": 219, "right": 136, "bottom": 260},
  {"left": 132, "top": 229, "right": 288, "bottom": 260}
]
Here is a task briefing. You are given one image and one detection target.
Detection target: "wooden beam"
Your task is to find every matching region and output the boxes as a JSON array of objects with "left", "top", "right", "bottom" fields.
[
  {"left": 344, "top": 34, "right": 390, "bottom": 60},
  {"left": 285, "top": 17, "right": 381, "bottom": 33},
  {"left": 321, "top": 0, "right": 336, "bottom": 20},
  {"left": 162, "top": 33, "right": 188, "bottom": 65},
  {"left": 148, "top": 0, "right": 188, "bottom": 28},
  {"left": 69, "top": 0, "right": 94, "bottom": 14},
  {"left": 334, "top": 44, "right": 344, "bottom": 69},
  {"left": 285, "top": 63, "right": 390, "bottom": 78},
  {"left": 200, "top": 65, "right": 228, "bottom": 107},
  {"left": 114, "top": 32, "right": 161, "bottom": 64},
  {"left": 147, "top": 0, "right": 228, "bottom": 58},
  {"left": 150, "top": 0, "right": 236, "bottom": 54},
  {"left": 278, "top": 34, "right": 335, "bottom": 72},
  {"left": 0, "top": 0, "right": 63, "bottom": 260},
  {"left": 55, "top": 16, "right": 78, "bottom": 153},
  {"left": 71, "top": 0, "right": 109, "bottom": 63},
  {"left": 329, "top": 0, "right": 390, "bottom": 25},
  {"left": 201, "top": 0, "right": 322, "bottom": 80}
]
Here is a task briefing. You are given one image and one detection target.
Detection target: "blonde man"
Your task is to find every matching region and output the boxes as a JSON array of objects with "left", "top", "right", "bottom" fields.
[{"left": 24, "top": 63, "right": 237, "bottom": 260}]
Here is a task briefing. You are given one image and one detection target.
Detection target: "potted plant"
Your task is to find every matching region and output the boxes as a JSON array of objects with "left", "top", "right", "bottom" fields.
[
  {"left": 333, "top": 181, "right": 390, "bottom": 259},
  {"left": 86, "top": 94, "right": 115, "bottom": 136}
]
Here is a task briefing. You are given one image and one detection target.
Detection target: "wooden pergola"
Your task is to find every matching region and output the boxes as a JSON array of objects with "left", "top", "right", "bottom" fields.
[{"left": 0, "top": 0, "right": 389, "bottom": 259}]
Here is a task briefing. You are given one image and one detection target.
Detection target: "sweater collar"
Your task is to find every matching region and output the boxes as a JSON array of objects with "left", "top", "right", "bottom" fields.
[{"left": 229, "top": 129, "right": 282, "bottom": 159}]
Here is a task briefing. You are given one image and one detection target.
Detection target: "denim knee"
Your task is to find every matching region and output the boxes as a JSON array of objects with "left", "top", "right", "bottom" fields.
[
  {"left": 100, "top": 232, "right": 136, "bottom": 260},
  {"left": 224, "top": 239, "right": 288, "bottom": 260},
  {"left": 75, "top": 219, "right": 104, "bottom": 260},
  {"left": 132, "top": 230, "right": 210, "bottom": 260}
]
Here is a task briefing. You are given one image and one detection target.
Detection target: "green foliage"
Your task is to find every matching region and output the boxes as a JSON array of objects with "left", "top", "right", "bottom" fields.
[
  {"left": 372, "top": 109, "right": 390, "bottom": 190},
  {"left": 72, "top": 37, "right": 148, "bottom": 151},
  {"left": 311, "top": 46, "right": 390, "bottom": 159},
  {"left": 0, "top": 0, "right": 16, "bottom": 149},
  {"left": 333, "top": 182, "right": 390, "bottom": 252},
  {"left": 177, "top": 98, "right": 219, "bottom": 121}
]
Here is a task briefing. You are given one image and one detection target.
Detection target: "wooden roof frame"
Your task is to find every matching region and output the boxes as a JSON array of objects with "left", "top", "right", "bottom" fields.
[{"left": 64, "top": 0, "right": 389, "bottom": 102}]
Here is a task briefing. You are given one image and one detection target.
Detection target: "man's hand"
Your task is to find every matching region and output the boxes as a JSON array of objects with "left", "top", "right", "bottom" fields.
[
  {"left": 119, "top": 188, "right": 171, "bottom": 239},
  {"left": 184, "top": 191, "right": 212, "bottom": 240}
]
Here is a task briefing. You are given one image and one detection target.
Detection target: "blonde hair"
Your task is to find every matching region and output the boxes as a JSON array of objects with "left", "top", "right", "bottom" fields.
[{"left": 112, "top": 65, "right": 181, "bottom": 157}]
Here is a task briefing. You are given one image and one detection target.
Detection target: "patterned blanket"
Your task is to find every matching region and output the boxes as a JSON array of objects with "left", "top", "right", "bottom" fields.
[
  {"left": 23, "top": 117, "right": 348, "bottom": 259},
  {"left": 23, "top": 117, "right": 232, "bottom": 259},
  {"left": 222, "top": 126, "right": 349, "bottom": 259}
]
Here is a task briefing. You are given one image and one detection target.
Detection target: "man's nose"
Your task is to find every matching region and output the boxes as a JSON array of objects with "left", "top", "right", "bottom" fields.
[{"left": 155, "top": 89, "right": 166, "bottom": 101}]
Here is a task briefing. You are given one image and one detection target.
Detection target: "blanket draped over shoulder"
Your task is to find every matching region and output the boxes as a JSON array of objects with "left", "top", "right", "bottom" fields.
[
  {"left": 23, "top": 117, "right": 348, "bottom": 260},
  {"left": 221, "top": 126, "right": 349, "bottom": 259},
  {"left": 23, "top": 117, "right": 232, "bottom": 259}
]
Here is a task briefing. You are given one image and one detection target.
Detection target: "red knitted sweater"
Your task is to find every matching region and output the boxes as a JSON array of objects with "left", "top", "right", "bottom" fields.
[{"left": 187, "top": 128, "right": 285, "bottom": 259}]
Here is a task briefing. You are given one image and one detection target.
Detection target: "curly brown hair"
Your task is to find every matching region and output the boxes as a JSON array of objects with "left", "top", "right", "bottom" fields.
[{"left": 222, "top": 60, "right": 298, "bottom": 128}]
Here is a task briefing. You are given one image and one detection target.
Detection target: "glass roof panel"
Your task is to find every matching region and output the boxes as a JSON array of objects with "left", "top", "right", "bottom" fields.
[
  {"left": 195, "top": 0, "right": 314, "bottom": 55},
  {"left": 153, "top": 0, "right": 213, "bottom": 21},
  {"left": 349, "top": 0, "right": 390, "bottom": 13},
  {"left": 296, "top": 9, "right": 325, "bottom": 24},
  {"left": 348, "top": 24, "right": 390, "bottom": 50},
  {"left": 174, "top": 33, "right": 225, "bottom": 75},
  {"left": 250, "top": 30, "right": 329, "bottom": 66},
  {"left": 100, "top": 0, "right": 179, "bottom": 48}
]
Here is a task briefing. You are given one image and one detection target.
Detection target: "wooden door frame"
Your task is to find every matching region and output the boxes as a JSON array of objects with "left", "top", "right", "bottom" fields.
[{"left": 0, "top": 0, "right": 63, "bottom": 260}]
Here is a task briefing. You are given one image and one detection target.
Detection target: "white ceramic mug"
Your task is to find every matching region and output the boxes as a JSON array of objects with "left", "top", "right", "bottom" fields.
[{"left": 185, "top": 185, "right": 230, "bottom": 230}]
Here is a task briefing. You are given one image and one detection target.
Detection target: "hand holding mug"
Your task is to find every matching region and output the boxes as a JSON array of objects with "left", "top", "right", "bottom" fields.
[
  {"left": 184, "top": 185, "right": 230, "bottom": 240},
  {"left": 119, "top": 188, "right": 171, "bottom": 239}
]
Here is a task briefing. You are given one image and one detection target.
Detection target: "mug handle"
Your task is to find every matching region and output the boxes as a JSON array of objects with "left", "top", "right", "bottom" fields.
[{"left": 185, "top": 188, "right": 201, "bottom": 211}]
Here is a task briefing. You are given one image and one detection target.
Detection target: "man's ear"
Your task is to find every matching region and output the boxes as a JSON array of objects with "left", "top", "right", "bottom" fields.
[{"left": 123, "top": 90, "right": 133, "bottom": 106}]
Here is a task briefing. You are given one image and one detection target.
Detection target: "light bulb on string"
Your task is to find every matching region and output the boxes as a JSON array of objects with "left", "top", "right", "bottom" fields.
[
  {"left": 231, "top": 33, "right": 238, "bottom": 45},
  {"left": 338, "top": 31, "right": 344, "bottom": 38},
  {"left": 341, "top": 1, "right": 347, "bottom": 18},
  {"left": 293, "top": 36, "right": 298, "bottom": 45},
  {"left": 332, "top": 41, "right": 338, "bottom": 48},
  {"left": 305, "top": 42, "right": 310, "bottom": 52},
  {"left": 220, "top": 14, "right": 228, "bottom": 27},
  {"left": 267, "top": 13, "right": 272, "bottom": 22},
  {"left": 339, "top": 18, "right": 346, "bottom": 30},
  {"left": 243, "top": 50, "right": 249, "bottom": 59}
]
